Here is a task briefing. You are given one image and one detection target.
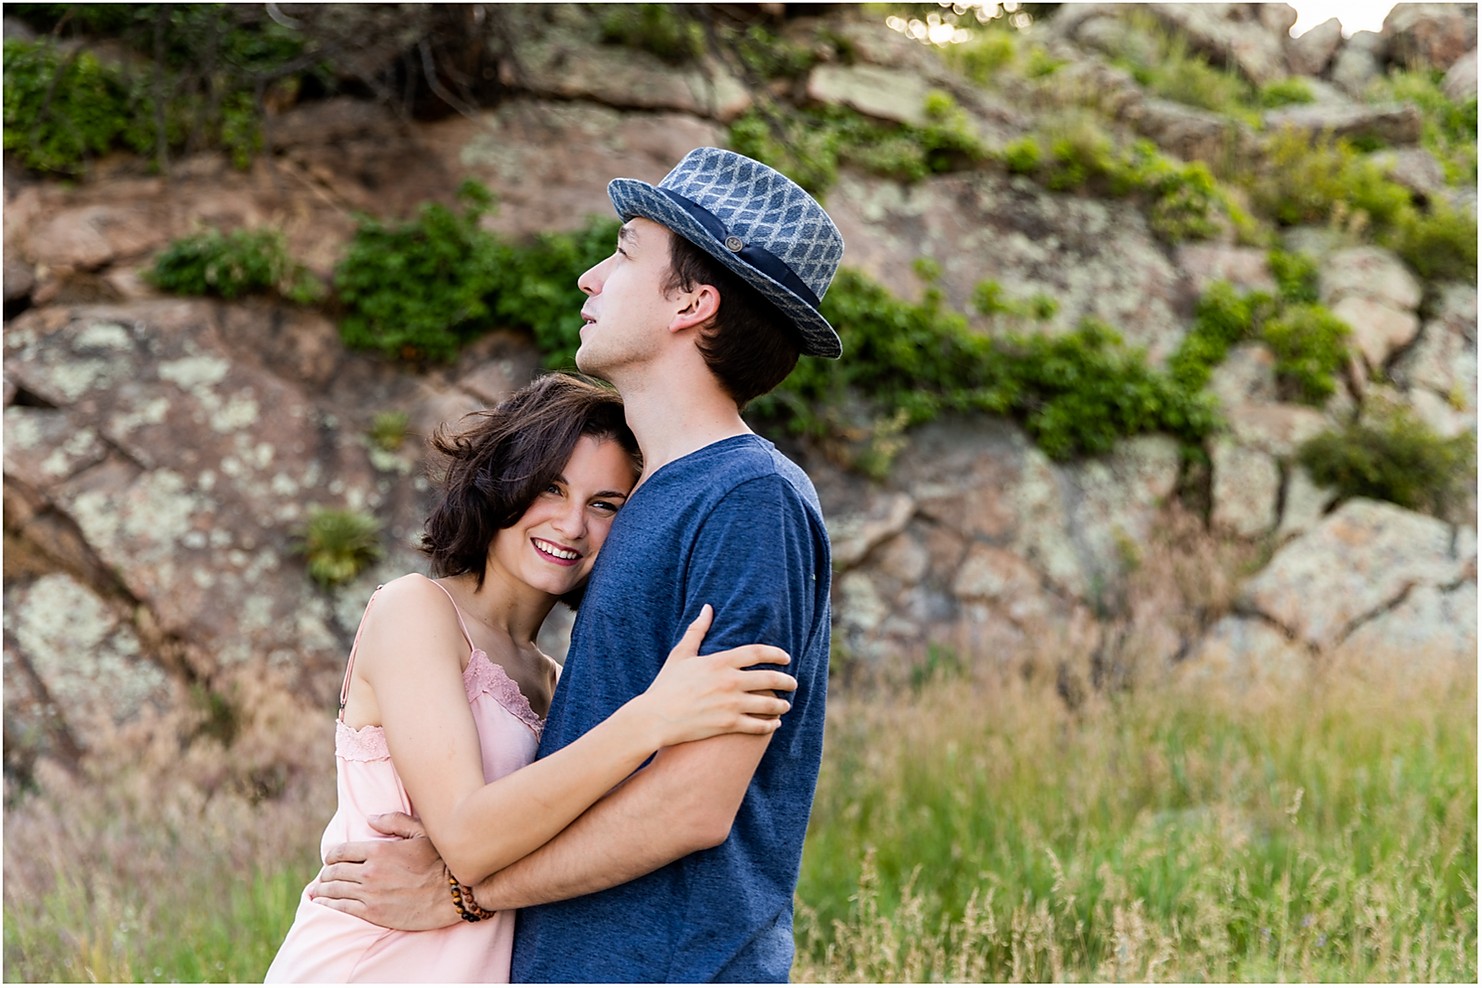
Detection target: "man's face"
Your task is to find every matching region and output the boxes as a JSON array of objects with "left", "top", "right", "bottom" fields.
[{"left": 576, "top": 218, "right": 680, "bottom": 380}]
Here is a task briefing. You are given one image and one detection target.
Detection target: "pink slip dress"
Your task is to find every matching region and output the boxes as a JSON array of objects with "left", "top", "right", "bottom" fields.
[{"left": 264, "top": 578, "right": 544, "bottom": 983}]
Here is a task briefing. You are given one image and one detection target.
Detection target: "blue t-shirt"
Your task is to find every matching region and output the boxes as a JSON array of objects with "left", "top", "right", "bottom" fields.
[{"left": 511, "top": 434, "right": 831, "bottom": 983}]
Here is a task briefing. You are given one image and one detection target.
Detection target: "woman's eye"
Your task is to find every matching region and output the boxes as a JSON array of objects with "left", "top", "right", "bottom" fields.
[
  {"left": 592, "top": 499, "right": 620, "bottom": 514},
  {"left": 544, "top": 483, "right": 563, "bottom": 496}
]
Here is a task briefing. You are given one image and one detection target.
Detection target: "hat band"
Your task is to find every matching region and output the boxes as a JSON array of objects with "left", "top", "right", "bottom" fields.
[{"left": 656, "top": 188, "right": 821, "bottom": 309}]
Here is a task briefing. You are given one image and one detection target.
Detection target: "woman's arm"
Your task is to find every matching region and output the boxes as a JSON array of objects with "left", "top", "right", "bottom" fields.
[{"left": 363, "top": 578, "right": 795, "bottom": 888}]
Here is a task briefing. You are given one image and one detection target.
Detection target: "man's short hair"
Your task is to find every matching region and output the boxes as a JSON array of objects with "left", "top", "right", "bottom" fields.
[{"left": 663, "top": 231, "right": 801, "bottom": 409}]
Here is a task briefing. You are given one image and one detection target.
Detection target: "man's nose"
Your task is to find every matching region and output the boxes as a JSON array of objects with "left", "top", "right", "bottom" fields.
[{"left": 578, "top": 255, "right": 613, "bottom": 297}]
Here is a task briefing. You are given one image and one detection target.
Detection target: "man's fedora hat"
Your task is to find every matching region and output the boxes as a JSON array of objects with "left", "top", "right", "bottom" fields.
[{"left": 607, "top": 147, "right": 845, "bottom": 359}]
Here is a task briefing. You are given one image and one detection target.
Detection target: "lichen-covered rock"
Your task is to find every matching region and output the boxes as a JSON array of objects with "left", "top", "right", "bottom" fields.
[
  {"left": 828, "top": 171, "right": 1189, "bottom": 360},
  {"left": 1442, "top": 47, "right": 1479, "bottom": 101},
  {"left": 1392, "top": 283, "right": 1478, "bottom": 437},
  {"left": 1179, "top": 614, "right": 1310, "bottom": 688},
  {"left": 806, "top": 63, "right": 936, "bottom": 128},
  {"left": 1146, "top": 2, "right": 1294, "bottom": 86},
  {"left": 3, "top": 573, "right": 173, "bottom": 753},
  {"left": 1384, "top": 3, "right": 1479, "bottom": 72},
  {"left": 1175, "top": 244, "right": 1276, "bottom": 296},
  {"left": 1336, "top": 581, "right": 1478, "bottom": 668},
  {"left": 1330, "top": 294, "right": 1422, "bottom": 371},
  {"left": 1239, "top": 498, "right": 1476, "bottom": 650},
  {"left": 1263, "top": 102, "right": 1424, "bottom": 148},
  {"left": 1211, "top": 438, "right": 1280, "bottom": 537},
  {"left": 1125, "top": 98, "right": 1250, "bottom": 168},
  {"left": 1276, "top": 465, "right": 1336, "bottom": 542},
  {"left": 1328, "top": 34, "right": 1385, "bottom": 97},
  {"left": 1287, "top": 17, "right": 1343, "bottom": 76}
]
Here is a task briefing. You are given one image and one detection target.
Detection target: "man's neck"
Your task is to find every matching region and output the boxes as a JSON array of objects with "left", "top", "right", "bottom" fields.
[{"left": 618, "top": 376, "right": 751, "bottom": 485}]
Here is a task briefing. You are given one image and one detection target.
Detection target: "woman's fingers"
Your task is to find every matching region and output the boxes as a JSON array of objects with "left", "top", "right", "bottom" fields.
[{"left": 673, "top": 604, "right": 714, "bottom": 657}]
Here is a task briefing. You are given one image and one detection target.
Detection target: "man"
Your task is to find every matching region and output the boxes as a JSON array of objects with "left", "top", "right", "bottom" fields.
[{"left": 310, "top": 147, "right": 843, "bottom": 981}]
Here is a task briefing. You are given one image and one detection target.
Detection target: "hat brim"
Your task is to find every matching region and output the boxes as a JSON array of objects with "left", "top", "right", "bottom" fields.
[{"left": 608, "top": 178, "right": 842, "bottom": 359}]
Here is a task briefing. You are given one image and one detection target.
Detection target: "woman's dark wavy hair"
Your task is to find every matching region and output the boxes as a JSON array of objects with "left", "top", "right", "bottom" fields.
[{"left": 421, "top": 373, "right": 640, "bottom": 608}]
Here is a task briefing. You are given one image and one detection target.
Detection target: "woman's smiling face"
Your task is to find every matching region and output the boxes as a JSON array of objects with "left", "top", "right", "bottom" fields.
[{"left": 486, "top": 435, "right": 638, "bottom": 599}]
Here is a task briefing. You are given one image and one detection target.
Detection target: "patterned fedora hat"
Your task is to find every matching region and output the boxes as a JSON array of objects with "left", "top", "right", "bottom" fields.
[{"left": 607, "top": 147, "right": 845, "bottom": 359}]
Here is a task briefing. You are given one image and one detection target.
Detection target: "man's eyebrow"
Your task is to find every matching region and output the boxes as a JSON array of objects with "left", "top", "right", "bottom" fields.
[{"left": 617, "top": 224, "right": 638, "bottom": 246}]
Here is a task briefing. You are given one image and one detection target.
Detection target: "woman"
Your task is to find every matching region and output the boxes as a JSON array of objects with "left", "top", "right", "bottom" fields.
[{"left": 265, "top": 374, "right": 795, "bottom": 982}]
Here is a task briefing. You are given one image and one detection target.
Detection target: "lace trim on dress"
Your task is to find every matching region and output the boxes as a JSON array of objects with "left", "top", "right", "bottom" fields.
[
  {"left": 335, "top": 651, "right": 543, "bottom": 761},
  {"left": 464, "top": 649, "right": 546, "bottom": 741}
]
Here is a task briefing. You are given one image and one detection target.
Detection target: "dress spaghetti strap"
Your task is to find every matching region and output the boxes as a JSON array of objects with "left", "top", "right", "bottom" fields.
[
  {"left": 337, "top": 585, "right": 384, "bottom": 719},
  {"left": 337, "top": 577, "right": 480, "bottom": 721}
]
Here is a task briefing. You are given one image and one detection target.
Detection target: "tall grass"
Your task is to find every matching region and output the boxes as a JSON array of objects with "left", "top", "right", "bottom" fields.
[
  {"left": 793, "top": 652, "right": 1477, "bottom": 982},
  {"left": 4, "top": 648, "right": 1475, "bottom": 982}
]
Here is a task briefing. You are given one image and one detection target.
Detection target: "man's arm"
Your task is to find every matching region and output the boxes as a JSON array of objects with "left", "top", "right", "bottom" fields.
[
  {"left": 473, "top": 727, "right": 768, "bottom": 909},
  {"left": 309, "top": 729, "right": 768, "bottom": 928}
]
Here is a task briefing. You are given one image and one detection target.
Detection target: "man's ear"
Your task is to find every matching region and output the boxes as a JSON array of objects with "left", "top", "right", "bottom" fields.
[{"left": 669, "top": 283, "right": 720, "bottom": 334}]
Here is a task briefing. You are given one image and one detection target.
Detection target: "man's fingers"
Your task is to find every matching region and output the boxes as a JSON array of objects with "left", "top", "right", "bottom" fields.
[
  {"left": 368, "top": 811, "right": 425, "bottom": 839},
  {"left": 321, "top": 841, "right": 370, "bottom": 867}
]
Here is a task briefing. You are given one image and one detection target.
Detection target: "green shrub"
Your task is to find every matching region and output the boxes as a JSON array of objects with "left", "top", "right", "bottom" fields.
[
  {"left": 597, "top": 3, "right": 704, "bottom": 64},
  {"left": 1298, "top": 405, "right": 1475, "bottom": 516},
  {"left": 1111, "top": 12, "right": 1258, "bottom": 123},
  {"left": 728, "top": 99, "right": 987, "bottom": 197},
  {"left": 1168, "top": 281, "right": 1271, "bottom": 391},
  {"left": 149, "top": 228, "right": 321, "bottom": 303},
  {"left": 2, "top": 39, "right": 135, "bottom": 175},
  {"left": 1388, "top": 203, "right": 1479, "bottom": 285},
  {"left": 1169, "top": 278, "right": 1351, "bottom": 405},
  {"left": 1003, "top": 136, "right": 1042, "bottom": 174},
  {"left": 367, "top": 411, "right": 410, "bottom": 453},
  {"left": 298, "top": 507, "right": 382, "bottom": 587},
  {"left": 751, "top": 267, "right": 1217, "bottom": 469},
  {"left": 489, "top": 218, "right": 622, "bottom": 369},
  {"left": 735, "top": 24, "right": 816, "bottom": 79},
  {"left": 1003, "top": 130, "right": 1236, "bottom": 243},
  {"left": 333, "top": 181, "right": 504, "bottom": 362},
  {"left": 1247, "top": 128, "right": 1413, "bottom": 230},
  {"left": 3, "top": 8, "right": 310, "bottom": 174},
  {"left": 1369, "top": 69, "right": 1478, "bottom": 185},
  {"left": 1261, "top": 303, "right": 1351, "bottom": 403},
  {"left": 1268, "top": 248, "right": 1320, "bottom": 303},
  {"left": 1258, "top": 77, "right": 1315, "bottom": 109}
]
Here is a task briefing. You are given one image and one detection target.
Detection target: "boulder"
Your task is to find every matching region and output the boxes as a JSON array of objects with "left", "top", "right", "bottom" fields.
[
  {"left": 3, "top": 574, "right": 173, "bottom": 756},
  {"left": 806, "top": 63, "right": 936, "bottom": 128},
  {"left": 2, "top": 302, "right": 427, "bottom": 683},
  {"left": 1392, "top": 283, "right": 1479, "bottom": 432},
  {"left": 1287, "top": 17, "right": 1343, "bottom": 76},
  {"left": 1209, "top": 342, "right": 1280, "bottom": 406},
  {"left": 1442, "top": 47, "right": 1478, "bottom": 101},
  {"left": 1384, "top": 3, "right": 1479, "bottom": 72},
  {"left": 1180, "top": 614, "right": 1310, "bottom": 688},
  {"left": 1319, "top": 246, "right": 1423, "bottom": 312},
  {"left": 1330, "top": 294, "right": 1422, "bottom": 370},
  {"left": 1370, "top": 146, "right": 1449, "bottom": 199},
  {"left": 1225, "top": 402, "right": 1329, "bottom": 457},
  {"left": 1239, "top": 498, "right": 1476, "bottom": 650},
  {"left": 1175, "top": 244, "right": 1277, "bottom": 296},
  {"left": 1328, "top": 35, "right": 1385, "bottom": 97},
  {"left": 1276, "top": 465, "right": 1336, "bottom": 541},
  {"left": 827, "top": 171, "right": 1190, "bottom": 361},
  {"left": 1336, "top": 581, "right": 1478, "bottom": 668},
  {"left": 1211, "top": 438, "right": 1281, "bottom": 537},
  {"left": 1262, "top": 102, "right": 1424, "bottom": 148},
  {"left": 1146, "top": 3, "right": 1293, "bottom": 86},
  {"left": 1124, "top": 98, "right": 1249, "bottom": 167}
]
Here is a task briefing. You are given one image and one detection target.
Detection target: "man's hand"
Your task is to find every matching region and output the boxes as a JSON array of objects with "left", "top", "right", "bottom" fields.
[{"left": 308, "top": 812, "right": 458, "bottom": 932}]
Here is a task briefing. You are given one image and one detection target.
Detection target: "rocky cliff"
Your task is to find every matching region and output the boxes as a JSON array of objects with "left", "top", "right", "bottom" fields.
[{"left": 4, "top": 3, "right": 1476, "bottom": 787}]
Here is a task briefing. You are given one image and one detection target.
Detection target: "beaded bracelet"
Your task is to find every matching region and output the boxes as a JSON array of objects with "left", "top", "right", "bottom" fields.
[{"left": 445, "top": 865, "right": 495, "bottom": 923}]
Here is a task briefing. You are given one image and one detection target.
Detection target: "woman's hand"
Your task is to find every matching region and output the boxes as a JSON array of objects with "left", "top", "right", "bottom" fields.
[{"left": 636, "top": 604, "right": 797, "bottom": 749}]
